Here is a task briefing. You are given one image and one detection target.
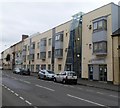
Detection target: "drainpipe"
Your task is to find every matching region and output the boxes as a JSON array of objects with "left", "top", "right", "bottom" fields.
[{"left": 112, "top": 36, "right": 114, "bottom": 84}]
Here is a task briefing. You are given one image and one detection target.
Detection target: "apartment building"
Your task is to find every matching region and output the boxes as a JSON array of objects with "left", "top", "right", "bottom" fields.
[
  {"left": 21, "top": 12, "right": 83, "bottom": 76},
  {"left": 82, "top": 2, "right": 120, "bottom": 85}
]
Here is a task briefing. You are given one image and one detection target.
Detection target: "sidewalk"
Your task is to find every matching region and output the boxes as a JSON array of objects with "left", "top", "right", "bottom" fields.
[
  {"left": 31, "top": 72, "right": 120, "bottom": 92},
  {"left": 77, "top": 79, "right": 120, "bottom": 92}
]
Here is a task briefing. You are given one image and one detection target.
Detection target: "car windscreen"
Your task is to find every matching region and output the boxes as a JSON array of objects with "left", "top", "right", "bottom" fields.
[
  {"left": 47, "top": 70, "right": 54, "bottom": 74},
  {"left": 67, "top": 72, "right": 76, "bottom": 76}
]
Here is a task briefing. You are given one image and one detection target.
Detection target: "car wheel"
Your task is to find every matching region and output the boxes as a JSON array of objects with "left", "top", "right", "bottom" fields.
[
  {"left": 38, "top": 75, "right": 40, "bottom": 79},
  {"left": 62, "top": 79, "right": 66, "bottom": 84},
  {"left": 53, "top": 78, "right": 56, "bottom": 82}
]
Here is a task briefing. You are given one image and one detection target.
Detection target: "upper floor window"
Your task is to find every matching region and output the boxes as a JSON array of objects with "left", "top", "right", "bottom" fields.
[
  {"left": 55, "top": 34, "right": 63, "bottom": 41},
  {"left": 48, "top": 38, "right": 52, "bottom": 45},
  {"left": 93, "top": 41, "right": 107, "bottom": 54},
  {"left": 31, "top": 43, "right": 35, "bottom": 49},
  {"left": 40, "top": 38, "right": 46, "bottom": 46},
  {"left": 37, "top": 42, "right": 40, "bottom": 48},
  {"left": 93, "top": 20, "right": 107, "bottom": 32}
]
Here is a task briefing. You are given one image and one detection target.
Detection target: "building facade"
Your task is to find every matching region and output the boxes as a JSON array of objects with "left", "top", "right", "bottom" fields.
[
  {"left": 82, "top": 2, "right": 120, "bottom": 84},
  {"left": 1, "top": 2, "right": 120, "bottom": 85}
]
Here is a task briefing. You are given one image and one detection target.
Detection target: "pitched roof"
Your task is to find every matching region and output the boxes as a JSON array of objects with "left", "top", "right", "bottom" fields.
[{"left": 112, "top": 28, "right": 120, "bottom": 37}]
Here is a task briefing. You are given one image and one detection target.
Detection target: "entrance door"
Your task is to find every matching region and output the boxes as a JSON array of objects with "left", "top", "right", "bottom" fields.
[
  {"left": 88, "top": 65, "right": 93, "bottom": 80},
  {"left": 99, "top": 65, "right": 107, "bottom": 81}
]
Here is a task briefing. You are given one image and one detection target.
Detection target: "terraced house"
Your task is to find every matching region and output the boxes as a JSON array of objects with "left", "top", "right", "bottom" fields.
[{"left": 1, "top": 2, "right": 120, "bottom": 85}]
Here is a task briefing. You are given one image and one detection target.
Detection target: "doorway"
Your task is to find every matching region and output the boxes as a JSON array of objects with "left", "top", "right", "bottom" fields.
[
  {"left": 99, "top": 65, "right": 107, "bottom": 81},
  {"left": 88, "top": 65, "right": 93, "bottom": 80}
]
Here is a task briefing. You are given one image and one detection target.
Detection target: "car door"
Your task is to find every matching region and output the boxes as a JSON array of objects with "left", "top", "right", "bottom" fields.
[{"left": 59, "top": 72, "right": 66, "bottom": 82}]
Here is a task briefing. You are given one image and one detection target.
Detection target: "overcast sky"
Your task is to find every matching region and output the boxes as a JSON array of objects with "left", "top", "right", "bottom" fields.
[{"left": 0, "top": 0, "right": 120, "bottom": 56}]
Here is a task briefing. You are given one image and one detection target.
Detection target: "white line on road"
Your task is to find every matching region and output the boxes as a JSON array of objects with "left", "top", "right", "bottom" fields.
[
  {"left": 7, "top": 88, "right": 10, "bottom": 91},
  {"left": 77, "top": 87, "right": 83, "bottom": 90},
  {"left": 19, "top": 96, "right": 24, "bottom": 100},
  {"left": 67, "top": 94, "right": 105, "bottom": 107},
  {"left": 25, "top": 100, "right": 32, "bottom": 105},
  {"left": 14, "top": 93, "right": 19, "bottom": 96},
  {"left": 23, "top": 81, "right": 31, "bottom": 84},
  {"left": 35, "top": 84, "right": 55, "bottom": 91},
  {"left": 10, "top": 90, "right": 14, "bottom": 93},
  {"left": 63, "top": 85, "right": 68, "bottom": 87},
  {"left": 69, "top": 85, "right": 74, "bottom": 88},
  {"left": 109, "top": 95, "right": 118, "bottom": 98},
  {"left": 86, "top": 89, "right": 94, "bottom": 92},
  {"left": 96, "top": 92, "right": 104, "bottom": 95}
]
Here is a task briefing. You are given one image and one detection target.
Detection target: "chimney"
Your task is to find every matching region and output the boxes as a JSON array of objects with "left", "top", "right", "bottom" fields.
[{"left": 22, "top": 35, "right": 29, "bottom": 41}]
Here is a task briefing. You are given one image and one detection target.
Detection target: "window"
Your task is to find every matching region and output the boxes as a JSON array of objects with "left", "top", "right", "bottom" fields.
[
  {"left": 58, "top": 64, "right": 62, "bottom": 71},
  {"left": 93, "top": 22, "right": 97, "bottom": 30},
  {"left": 31, "top": 65, "right": 34, "bottom": 72},
  {"left": 48, "top": 51, "right": 51, "bottom": 58},
  {"left": 36, "top": 64, "right": 40, "bottom": 72},
  {"left": 93, "top": 42, "right": 107, "bottom": 54},
  {"left": 37, "top": 53, "right": 39, "bottom": 59},
  {"left": 55, "top": 49, "right": 63, "bottom": 57},
  {"left": 98, "top": 21, "right": 103, "bottom": 29},
  {"left": 41, "top": 39, "right": 46, "bottom": 46},
  {"left": 31, "top": 43, "right": 35, "bottom": 49},
  {"left": 93, "top": 20, "right": 107, "bottom": 32},
  {"left": 48, "top": 38, "right": 51, "bottom": 45},
  {"left": 40, "top": 52, "right": 46, "bottom": 59},
  {"left": 41, "top": 64, "right": 46, "bottom": 70},
  {"left": 55, "top": 34, "right": 63, "bottom": 41},
  {"left": 37, "top": 42, "right": 40, "bottom": 48},
  {"left": 48, "top": 64, "right": 51, "bottom": 70},
  {"left": 28, "top": 46, "right": 30, "bottom": 51}
]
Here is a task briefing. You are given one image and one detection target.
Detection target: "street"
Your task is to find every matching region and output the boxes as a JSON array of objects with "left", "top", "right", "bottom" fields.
[{"left": 2, "top": 70, "right": 119, "bottom": 107}]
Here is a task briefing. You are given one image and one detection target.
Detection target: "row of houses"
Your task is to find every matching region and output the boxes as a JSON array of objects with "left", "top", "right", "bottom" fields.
[{"left": 1, "top": 2, "right": 120, "bottom": 85}]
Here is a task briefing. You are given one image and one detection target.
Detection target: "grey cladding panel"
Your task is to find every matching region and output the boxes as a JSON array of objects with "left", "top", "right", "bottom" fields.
[{"left": 92, "top": 30, "right": 107, "bottom": 42}]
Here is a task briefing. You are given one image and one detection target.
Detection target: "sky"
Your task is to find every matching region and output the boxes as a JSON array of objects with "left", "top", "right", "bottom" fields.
[{"left": 0, "top": 0, "right": 120, "bottom": 57}]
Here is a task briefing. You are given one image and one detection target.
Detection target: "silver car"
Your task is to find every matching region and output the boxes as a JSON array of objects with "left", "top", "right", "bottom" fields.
[
  {"left": 38, "top": 70, "right": 55, "bottom": 80},
  {"left": 54, "top": 71, "right": 77, "bottom": 84}
]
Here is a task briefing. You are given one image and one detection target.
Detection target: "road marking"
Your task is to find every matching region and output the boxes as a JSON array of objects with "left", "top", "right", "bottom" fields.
[
  {"left": 109, "top": 95, "right": 118, "bottom": 98},
  {"left": 69, "top": 85, "right": 74, "bottom": 88},
  {"left": 19, "top": 96, "right": 24, "bottom": 100},
  {"left": 7, "top": 88, "right": 10, "bottom": 91},
  {"left": 67, "top": 94, "right": 105, "bottom": 107},
  {"left": 4, "top": 86, "right": 7, "bottom": 89},
  {"left": 11, "top": 90, "right": 14, "bottom": 93},
  {"left": 96, "top": 92, "right": 104, "bottom": 95},
  {"left": 77, "top": 87, "right": 83, "bottom": 90},
  {"left": 25, "top": 100, "right": 32, "bottom": 105},
  {"left": 14, "top": 93, "right": 19, "bottom": 96},
  {"left": 23, "top": 81, "right": 31, "bottom": 84},
  {"left": 86, "top": 89, "right": 94, "bottom": 92},
  {"left": 63, "top": 85, "right": 68, "bottom": 87},
  {"left": 35, "top": 84, "right": 55, "bottom": 92}
]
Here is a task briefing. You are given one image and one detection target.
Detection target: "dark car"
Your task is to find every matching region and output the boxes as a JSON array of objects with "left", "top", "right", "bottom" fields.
[
  {"left": 13, "top": 68, "right": 21, "bottom": 74},
  {"left": 19, "top": 68, "right": 30, "bottom": 75}
]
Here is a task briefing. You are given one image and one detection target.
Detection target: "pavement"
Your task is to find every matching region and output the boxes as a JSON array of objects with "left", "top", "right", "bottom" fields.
[{"left": 31, "top": 72, "right": 120, "bottom": 92}]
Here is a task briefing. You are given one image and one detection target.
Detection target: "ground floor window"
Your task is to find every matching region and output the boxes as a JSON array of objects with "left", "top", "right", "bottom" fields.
[
  {"left": 48, "top": 64, "right": 51, "bottom": 70},
  {"left": 88, "top": 64, "right": 107, "bottom": 81},
  {"left": 41, "top": 64, "right": 46, "bottom": 70},
  {"left": 36, "top": 64, "right": 40, "bottom": 72},
  {"left": 31, "top": 65, "right": 34, "bottom": 72},
  {"left": 58, "top": 64, "right": 62, "bottom": 71}
]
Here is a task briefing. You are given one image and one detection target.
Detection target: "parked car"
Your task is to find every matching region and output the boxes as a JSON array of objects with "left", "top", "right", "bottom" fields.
[
  {"left": 19, "top": 68, "right": 30, "bottom": 75},
  {"left": 53, "top": 71, "right": 77, "bottom": 84},
  {"left": 38, "top": 70, "right": 55, "bottom": 80},
  {"left": 0, "top": 66, "right": 3, "bottom": 70},
  {"left": 13, "top": 68, "right": 21, "bottom": 74}
]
